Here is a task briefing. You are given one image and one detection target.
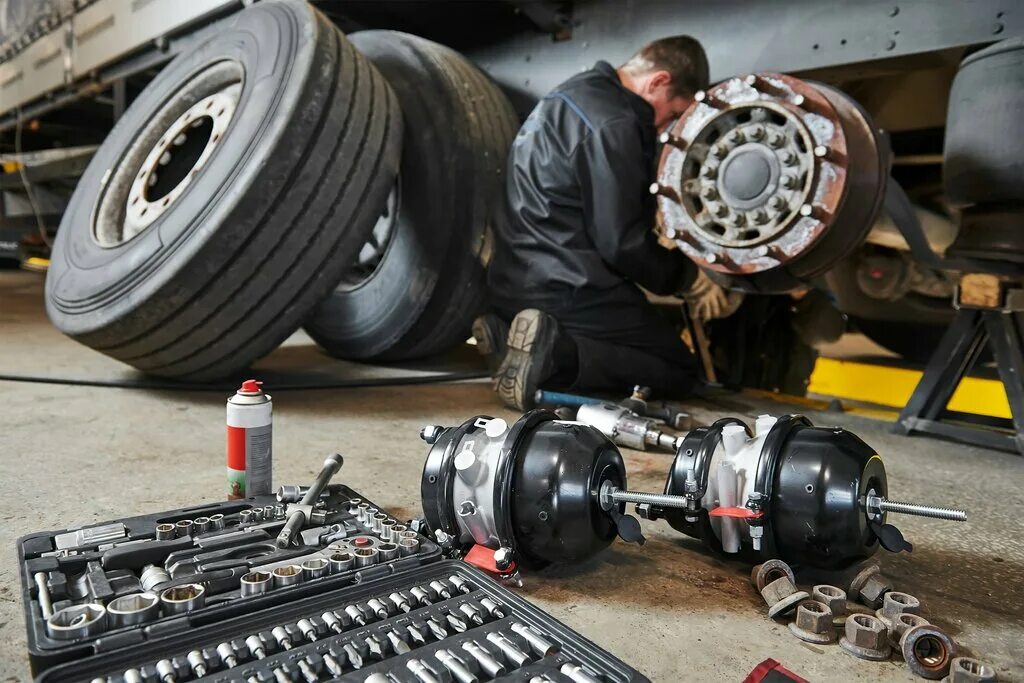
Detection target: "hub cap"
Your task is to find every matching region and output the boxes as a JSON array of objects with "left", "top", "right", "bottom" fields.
[{"left": 654, "top": 73, "right": 884, "bottom": 278}]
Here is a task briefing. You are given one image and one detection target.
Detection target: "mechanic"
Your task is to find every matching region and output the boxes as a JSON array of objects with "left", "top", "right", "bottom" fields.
[{"left": 474, "top": 36, "right": 739, "bottom": 410}]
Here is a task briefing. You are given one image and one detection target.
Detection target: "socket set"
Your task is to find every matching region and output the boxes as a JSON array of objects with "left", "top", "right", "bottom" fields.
[
  {"left": 18, "top": 485, "right": 439, "bottom": 675},
  {"left": 37, "top": 561, "right": 646, "bottom": 682}
]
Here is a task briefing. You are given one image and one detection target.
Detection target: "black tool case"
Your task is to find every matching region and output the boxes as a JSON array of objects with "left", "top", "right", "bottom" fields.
[
  {"left": 18, "top": 486, "right": 440, "bottom": 674},
  {"left": 19, "top": 488, "right": 649, "bottom": 682}
]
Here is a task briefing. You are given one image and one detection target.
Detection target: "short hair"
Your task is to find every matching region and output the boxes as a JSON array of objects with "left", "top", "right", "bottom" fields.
[{"left": 621, "top": 36, "right": 710, "bottom": 98}]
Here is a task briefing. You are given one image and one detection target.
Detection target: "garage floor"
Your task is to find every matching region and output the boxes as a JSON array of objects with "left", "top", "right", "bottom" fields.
[{"left": 1, "top": 269, "right": 1022, "bottom": 682}]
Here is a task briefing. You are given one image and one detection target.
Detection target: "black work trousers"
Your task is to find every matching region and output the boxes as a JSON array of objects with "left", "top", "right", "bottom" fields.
[{"left": 492, "top": 283, "right": 697, "bottom": 398}]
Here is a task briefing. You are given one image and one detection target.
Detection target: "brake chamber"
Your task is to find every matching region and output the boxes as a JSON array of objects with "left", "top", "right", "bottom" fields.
[{"left": 419, "top": 411, "right": 965, "bottom": 573}]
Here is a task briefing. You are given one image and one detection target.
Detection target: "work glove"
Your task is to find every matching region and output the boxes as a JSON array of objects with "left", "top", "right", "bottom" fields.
[{"left": 681, "top": 268, "right": 744, "bottom": 321}]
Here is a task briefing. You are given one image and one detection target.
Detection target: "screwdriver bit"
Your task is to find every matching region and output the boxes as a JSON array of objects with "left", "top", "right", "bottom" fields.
[
  {"left": 449, "top": 575, "right": 472, "bottom": 594},
  {"left": 272, "top": 626, "right": 293, "bottom": 650},
  {"left": 297, "top": 659, "right": 318, "bottom": 683},
  {"left": 389, "top": 591, "right": 412, "bottom": 613},
  {"left": 245, "top": 634, "right": 266, "bottom": 659},
  {"left": 365, "top": 634, "right": 384, "bottom": 658},
  {"left": 186, "top": 650, "right": 207, "bottom": 677},
  {"left": 459, "top": 602, "right": 484, "bottom": 625},
  {"left": 386, "top": 629, "right": 412, "bottom": 655},
  {"left": 367, "top": 598, "right": 389, "bottom": 619},
  {"left": 407, "top": 623, "right": 427, "bottom": 645},
  {"left": 426, "top": 617, "right": 448, "bottom": 640},
  {"left": 446, "top": 612, "right": 468, "bottom": 633},
  {"left": 343, "top": 642, "right": 363, "bottom": 669},
  {"left": 436, "top": 649, "right": 478, "bottom": 683},
  {"left": 463, "top": 640, "right": 506, "bottom": 678},
  {"left": 486, "top": 631, "right": 530, "bottom": 667},
  {"left": 344, "top": 604, "right": 367, "bottom": 626},
  {"left": 429, "top": 580, "right": 453, "bottom": 600},
  {"left": 479, "top": 597, "right": 505, "bottom": 619},
  {"left": 216, "top": 642, "right": 238, "bottom": 668},
  {"left": 297, "top": 618, "right": 318, "bottom": 642},
  {"left": 407, "top": 659, "right": 442, "bottom": 683},
  {"left": 410, "top": 586, "right": 431, "bottom": 607},
  {"left": 323, "top": 653, "right": 344, "bottom": 676},
  {"left": 322, "top": 610, "right": 345, "bottom": 634}
]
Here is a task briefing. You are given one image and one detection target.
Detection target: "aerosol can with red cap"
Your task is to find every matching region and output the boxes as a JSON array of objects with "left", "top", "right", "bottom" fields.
[{"left": 226, "top": 379, "right": 272, "bottom": 499}]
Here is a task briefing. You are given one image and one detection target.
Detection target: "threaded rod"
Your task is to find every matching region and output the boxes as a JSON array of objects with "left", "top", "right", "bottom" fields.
[
  {"left": 610, "top": 489, "right": 690, "bottom": 508},
  {"left": 878, "top": 498, "right": 967, "bottom": 522}
]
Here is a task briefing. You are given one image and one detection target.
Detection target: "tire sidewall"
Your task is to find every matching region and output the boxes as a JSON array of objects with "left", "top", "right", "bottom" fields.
[
  {"left": 46, "top": 1, "right": 316, "bottom": 337},
  {"left": 306, "top": 31, "right": 467, "bottom": 359}
]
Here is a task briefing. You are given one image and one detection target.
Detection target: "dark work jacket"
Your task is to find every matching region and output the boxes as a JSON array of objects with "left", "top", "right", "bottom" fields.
[{"left": 488, "top": 61, "right": 697, "bottom": 302}]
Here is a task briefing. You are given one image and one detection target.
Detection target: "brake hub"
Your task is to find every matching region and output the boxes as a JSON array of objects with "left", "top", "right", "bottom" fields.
[{"left": 653, "top": 73, "right": 888, "bottom": 292}]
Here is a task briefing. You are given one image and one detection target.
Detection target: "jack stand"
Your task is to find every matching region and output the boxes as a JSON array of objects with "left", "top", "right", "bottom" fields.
[{"left": 894, "top": 275, "right": 1024, "bottom": 455}]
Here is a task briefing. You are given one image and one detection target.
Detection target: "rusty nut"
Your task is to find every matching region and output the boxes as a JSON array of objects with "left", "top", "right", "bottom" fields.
[
  {"left": 760, "top": 576, "right": 809, "bottom": 619},
  {"left": 876, "top": 591, "right": 921, "bottom": 628},
  {"left": 902, "top": 624, "right": 958, "bottom": 679},
  {"left": 750, "top": 559, "right": 795, "bottom": 592},
  {"left": 849, "top": 564, "right": 892, "bottom": 609},
  {"left": 839, "top": 613, "right": 891, "bottom": 661},
  {"left": 788, "top": 600, "right": 835, "bottom": 644},
  {"left": 890, "top": 612, "right": 929, "bottom": 650},
  {"left": 811, "top": 584, "right": 847, "bottom": 616},
  {"left": 946, "top": 657, "right": 996, "bottom": 683}
]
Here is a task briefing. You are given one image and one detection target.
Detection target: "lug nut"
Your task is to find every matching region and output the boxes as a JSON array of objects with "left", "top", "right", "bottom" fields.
[
  {"left": 902, "top": 624, "right": 958, "bottom": 679},
  {"left": 788, "top": 600, "right": 835, "bottom": 644},
  {"left": 947, "top": 657, "right": 996, "bottom": 682},
  {"left": 811, "top": 585, "right": 846, "bottom": 616},
  {"left": 849, "top": 564, "right": 892, "bottom": 609},
  {"left": 876, "top": 591, "right": 921, "bottom": 628},
  {"left": 839, "top": 614, "right": 890, "bottom": 661},
  {"left": 890, "top": 612, "right": 929, "bottom": 650},
  {"left": 760, "top": 576, "right": 808, "bottom": 619}
]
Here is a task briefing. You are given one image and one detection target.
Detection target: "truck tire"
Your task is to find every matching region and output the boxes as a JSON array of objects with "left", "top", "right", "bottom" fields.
[
  {"left": 44, "top": 0, "right": 402, "bottom": 380},
  {"left": 304, "top": 31, "right": 518, "bottom": 360}
]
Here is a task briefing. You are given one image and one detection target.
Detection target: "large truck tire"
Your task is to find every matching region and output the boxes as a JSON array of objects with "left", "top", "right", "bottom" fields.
[
  {"left": 304, "top": 31, "right": 519, "bottom": 360},
  {"left": 44, "top": 0, "right": 402, "bottom": 381}
]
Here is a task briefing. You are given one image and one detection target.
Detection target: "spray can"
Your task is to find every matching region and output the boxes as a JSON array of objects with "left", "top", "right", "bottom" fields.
[{"left": 226, "top": 379, "right": 272, "bottom": 499}]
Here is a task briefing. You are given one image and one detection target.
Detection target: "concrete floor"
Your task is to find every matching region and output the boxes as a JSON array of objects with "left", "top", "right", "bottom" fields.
[{"left": 1, "top": 269, "right": 1023, "bottom": 682}]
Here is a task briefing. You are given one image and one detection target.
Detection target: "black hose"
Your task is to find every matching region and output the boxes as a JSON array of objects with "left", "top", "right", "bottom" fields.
[{"left": 0, "top": 370, "right": 488, "bottom": 392}]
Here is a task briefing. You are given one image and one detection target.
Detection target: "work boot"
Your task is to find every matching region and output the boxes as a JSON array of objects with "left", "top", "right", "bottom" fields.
[
  {"left": 471, "top": 313, "right": 509, "bottom": 374},
  {"left": 493, "top": 309, "right": 560, "bottom": 411}
]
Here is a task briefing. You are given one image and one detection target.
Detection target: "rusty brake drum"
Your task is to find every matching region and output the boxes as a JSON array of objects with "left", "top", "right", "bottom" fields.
[{"left": 653, "top": 73, "right": 889, "bottom": 293}]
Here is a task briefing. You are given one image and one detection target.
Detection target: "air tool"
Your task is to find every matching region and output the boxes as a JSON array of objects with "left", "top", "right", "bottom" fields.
[{"left": 419, "top": 411, "right": 966, "bottom": 571}]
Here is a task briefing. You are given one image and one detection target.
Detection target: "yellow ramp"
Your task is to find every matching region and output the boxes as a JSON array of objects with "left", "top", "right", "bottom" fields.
[{"left": 808, "top": 357, "right": 1011, "bottom": 419}]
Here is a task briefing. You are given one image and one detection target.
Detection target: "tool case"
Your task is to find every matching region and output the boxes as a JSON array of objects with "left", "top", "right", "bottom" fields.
[{"left": 18, "top": 487, "right": 649, "bottom": 682}]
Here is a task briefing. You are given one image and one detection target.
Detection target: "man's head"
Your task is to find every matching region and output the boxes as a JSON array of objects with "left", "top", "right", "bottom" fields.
[{"left": 617, "top": 36, "right": 709, "bottom": 130}]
